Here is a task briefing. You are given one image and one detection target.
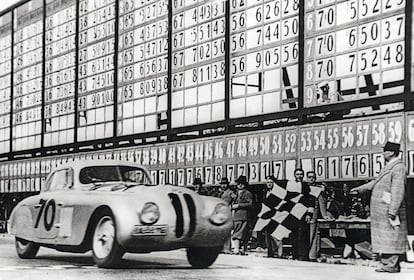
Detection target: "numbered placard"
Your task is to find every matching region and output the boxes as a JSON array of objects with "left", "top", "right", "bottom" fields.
[
  {"left": 341, "top": 155, "right": 354, "bottom": 179},
  {"left": 248, "top": 162, "right": 259, "bottom": 183},
  {"left": 314, "top": 157, "right": 326, "bottom": 180}
]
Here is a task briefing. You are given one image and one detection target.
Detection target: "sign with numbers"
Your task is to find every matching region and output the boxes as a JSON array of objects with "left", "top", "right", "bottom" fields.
[
  {"left": 298, "top": 113, "right": 404, "bottom": 156},
  {"left": 0, "top": 12, "right": 11, "bottom": 154},
  {"left": 77, "top": 0, "right": 115, "bottom": 142},
  {"left": 12, "top": 0, "right": 43, "bottom": 151},
  {"left": 304, "top": 0, "right": 405, "bottom": 107},
  {"left": 44, "top": 0, "right": 76, "bottom": 147},
  {"left": 117, "top": 0, "right": 168, "bottom": 135},
  {"left": 171, "top": 0, "right": 226, "bottom": 128},
  {"left": 230, "top": 0, "right": 300, "bottom": 118}
]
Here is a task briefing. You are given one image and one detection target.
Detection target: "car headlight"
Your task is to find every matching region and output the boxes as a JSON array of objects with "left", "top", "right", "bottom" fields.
[
  {"left": 139, "top": 202, "right": 160, "bottom": 225},
  {"left": 209, "top": 203, "right": 231, "bottom": 225}
]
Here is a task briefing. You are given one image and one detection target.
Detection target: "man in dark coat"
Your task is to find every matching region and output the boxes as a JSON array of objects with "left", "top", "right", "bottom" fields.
[
  {"left": 307, "top": 171, "right": 330, "bottom": 261},
  {"left": 219, "top": 177, "right": 235, "bottom": 254},
  {"left": 231, "top": 175, "right": 253, "bottom": 255},
  {"left": 193, "top": 178, "right": 208, "bottom": 195},
  {"left": 351, "top": 141, "right": 408, "bottom": 273},
  {"left": 288, "top": 168, "right": 314, "bottom": 261}
]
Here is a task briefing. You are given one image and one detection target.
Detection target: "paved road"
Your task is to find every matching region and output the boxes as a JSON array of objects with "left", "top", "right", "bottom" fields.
[{"left": 0, "top": 235, "right": 413, "bottom": 280}]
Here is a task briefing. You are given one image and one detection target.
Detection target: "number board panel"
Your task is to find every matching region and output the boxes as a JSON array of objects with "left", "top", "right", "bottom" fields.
[
  {"left": 44, "top": 0, "right": 77, "bottom": 146},
  {"left": 304, "top": 0, "right": 406, "bottom": 107},
  {"left": 117, "top": 0, "right": 168, "bottom": 135},
  {"left": 298, "top": 113, "right": 404, "bottom": 157},
  {"left": 0, "top": 12, "right": 12, "bottom": 154},
  {"left": 77, "top": 0, "right": 116, "bottom": 142},
  {"left": 12, "top": 0, "right": 43, "bottom": 151},
  {"left": 229, "top": 0, "right": 300, "bottom": 118},
  {"left": 171, "top": 0, "right": 226, "bottom": 128}
]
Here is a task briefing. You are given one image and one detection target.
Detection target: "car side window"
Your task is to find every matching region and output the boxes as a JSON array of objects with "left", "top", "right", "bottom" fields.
[{"left": 49, "top": 169, "right": 69, "bottom": 191}]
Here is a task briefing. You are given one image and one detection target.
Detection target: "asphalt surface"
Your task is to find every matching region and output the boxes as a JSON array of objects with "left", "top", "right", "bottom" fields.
[{"left": 0, "top": 234, "right": 413, "bottom": 280}]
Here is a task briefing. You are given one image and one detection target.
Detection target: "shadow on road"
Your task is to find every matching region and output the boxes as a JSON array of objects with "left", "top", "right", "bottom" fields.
[{"left": 34, "top": 254, "right": 237, "bottom": 270}]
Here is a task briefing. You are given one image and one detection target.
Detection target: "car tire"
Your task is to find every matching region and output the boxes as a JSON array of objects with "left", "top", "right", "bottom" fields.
[
  {"left": 15, "top": 237, "right": 40, "bottom": 259},
  {"left": 92, "top": 211, "right": 124, "bottom": 268},
  {"left": 187, "top": 247, "right": 221, "bottom": 268}
]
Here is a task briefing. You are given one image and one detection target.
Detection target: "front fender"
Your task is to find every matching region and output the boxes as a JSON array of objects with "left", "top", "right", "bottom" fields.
[{"left": 10, "top": 205, "right": 35, "bottom": 241}]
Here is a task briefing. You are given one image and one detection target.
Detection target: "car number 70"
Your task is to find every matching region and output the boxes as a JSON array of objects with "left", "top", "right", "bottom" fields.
[{"left": 34, "top": 199, "right": 56, "bottom": 231}]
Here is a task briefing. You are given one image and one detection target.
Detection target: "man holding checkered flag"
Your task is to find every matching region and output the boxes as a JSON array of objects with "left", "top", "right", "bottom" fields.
[{"left": 253, "top": 168, "right": 321, "bottom": 261}]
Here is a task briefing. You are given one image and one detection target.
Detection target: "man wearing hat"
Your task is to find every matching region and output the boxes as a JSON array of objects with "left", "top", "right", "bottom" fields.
[
  {"left": 193, "top": 177, "right": 208, "bottom": 195},
  {"left": 219, "top": 177, "right": 235, "bottom": 205},
  {"left": 351, "top": 141, "right": 408, "bottom": 273},
  {"left": 219, "top": 177, "right": 235, "bottom": 253},
  {"left": 231, "top": 175, "right": 253, "bottom": 255}
]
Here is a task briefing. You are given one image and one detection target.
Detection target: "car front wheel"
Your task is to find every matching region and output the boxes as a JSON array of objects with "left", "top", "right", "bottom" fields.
[
  {"left": 92, "top": 212, "right": 124, "bottom": 268},
  {"left": 15, "top": 237, "right": 39, "bottom": 259},
  {"left": 187, "top": 247, "right": 221, "bottom": 268}
]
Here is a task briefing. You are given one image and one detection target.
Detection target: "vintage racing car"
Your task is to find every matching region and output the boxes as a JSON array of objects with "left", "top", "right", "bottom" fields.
[{"left": 9, "top": 160, "right": 233, "bottom": 268}]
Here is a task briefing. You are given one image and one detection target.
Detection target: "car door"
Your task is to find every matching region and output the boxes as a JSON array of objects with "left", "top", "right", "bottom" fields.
[{"left": 33, "top": 168, "right": 72, "bottom": 240}]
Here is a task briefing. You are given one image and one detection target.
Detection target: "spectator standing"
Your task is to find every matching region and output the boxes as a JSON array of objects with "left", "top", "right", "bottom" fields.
[
  {"left": 219, "top": 177, "right": 235, "bottom": 254},
  {"left": 231, "top": 175, "right": 253, "bottom": 255},
  {"left": 306, "top": 171, "right": 330, "bottom": 261},
  {"left": 193, "top": 178, "right": 208, "bottom": 195},
  {"left": 219, "top": 177, "right": 234, "bottom": 205},
  {"left": 288, "top": 168, "right": 314, "bottom": 261},
  {"left": 264, "top": 175, "right": 284, "bottom": 258},
  {"left": 351, "top": 141, "right": 408, "bottom": 273}
]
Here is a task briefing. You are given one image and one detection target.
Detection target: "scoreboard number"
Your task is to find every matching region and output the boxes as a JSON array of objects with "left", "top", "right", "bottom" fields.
[
  {"left": 205, "top": 166, "right": 213, "bottom": 185},
  {"left": 226, "top": 164, "right": 235, "bottom": 183},
  {"left": 260, "top": 161, "right": 271, "bottom": 182},
  {"left": 327, "top": 156, "right": 339, "bottom": 179},
  {"left": 314, "top": 157, "right": 326, "bottom": 180},
  {"left": 186, "top": 168, "right": 194, "bottom": 186},
  {"left": 341, "top": 155, "right": 354, "bottom": 179},
  {"left": 214, "top": 165, "right": 224, "bottom": 184},
  {"left": 159, "top": 170, "right": 166, "bottom": 185},
  {"left": 194, "top": 167, "right": 203, "bottom": 181},
  {"left": 372, "top": 153, "right": 385, "bottom": 176},
  {"left": 177, "top": 168, "right": 185, "bottom": 186},
  {"left": 150, "top": 170, "right": 157, "bottom": 185},
  {"left": 356, "top": 154, "right": 369, "bottom": 178},
  {"left": 168, "top": 169, "right": 176, "bottom": 185},
  {"left": 272, "top": 160, "right": 283, "bottom": 180},
  {"left": 248, "top": 162, "right": 259, "bottom": 183},
  {"left": 237, "top": 163, "right": 247, "bottom": 178}
]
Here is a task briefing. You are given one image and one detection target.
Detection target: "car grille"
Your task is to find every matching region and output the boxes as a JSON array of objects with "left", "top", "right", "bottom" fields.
[{"left": 168, "top": 193, "right": 196, "bottom": 238}]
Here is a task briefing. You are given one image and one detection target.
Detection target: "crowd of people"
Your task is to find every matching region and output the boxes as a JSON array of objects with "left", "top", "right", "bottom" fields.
[
  {"left": 190, "top": 141, "right": 409, "bottom": 274},
  {"left": 191, "top": 169, "right": 344, "bottom": 260}
]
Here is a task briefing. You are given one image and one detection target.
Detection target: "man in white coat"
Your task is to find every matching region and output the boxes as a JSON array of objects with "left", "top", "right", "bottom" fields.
[{"left": 351, "top": 141, "right": 408, "bottom": 273}]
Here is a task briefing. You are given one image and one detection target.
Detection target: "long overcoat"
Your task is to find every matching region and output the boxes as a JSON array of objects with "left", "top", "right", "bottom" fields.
[{"left": 355, "top": 159, "right": 408, "bottom": 254}]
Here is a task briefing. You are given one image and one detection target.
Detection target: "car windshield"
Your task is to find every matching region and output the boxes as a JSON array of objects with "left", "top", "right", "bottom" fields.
[{"left": 79, "top": 165, "right": 152, "bottom": 185}]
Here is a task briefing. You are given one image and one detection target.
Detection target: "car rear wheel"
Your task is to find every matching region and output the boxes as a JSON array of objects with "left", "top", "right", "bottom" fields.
[
  {"left": 15, "top": 237, "right": 39, "bottom": 259},
  {"left": 92, "top": 212, "right": 124, "bottom": 268},
  {"left": 187, "top": 247, "right": 221, "bottom": 268}
]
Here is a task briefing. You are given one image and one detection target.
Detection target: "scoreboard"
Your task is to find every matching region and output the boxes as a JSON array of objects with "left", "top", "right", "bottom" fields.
[
  {"left": 171, "top": 0, "right": 226, "bottom": 127},
  {"left": 230, "top": 0, "right": 299, "bottom": 117},
  {"left": 13, "top": 0, "right": 43, "bottom": 151},
  {"left": 44, "top": 0, "right": 76, "bottom": 146},
  {"left": 78, "top": 0, "right": 116, "bottom": 141},
  {"left": 0, "top": 111, "right": 409, "bottom": 193},
  {"left": 0, "top": 12, "right": 11, "bottom": 153},
  {"left": 118, "top": 0, "right": 168, "bottom": 134},
  {"left": 304, "top": 0, "right": 405, "bottom": 106},
  {"left": 0, "top": 0, "right": 411, "bottom": 155}
]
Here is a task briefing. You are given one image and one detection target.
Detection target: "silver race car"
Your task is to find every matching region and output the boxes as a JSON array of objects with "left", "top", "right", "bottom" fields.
[{"left": 9, "top": 160, "right": 233, "bottom": 268}]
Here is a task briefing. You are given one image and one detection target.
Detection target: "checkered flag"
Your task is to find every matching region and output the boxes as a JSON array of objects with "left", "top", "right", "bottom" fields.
[{"left": 253, "top": 181, "right": 322, "bottom": 241}]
